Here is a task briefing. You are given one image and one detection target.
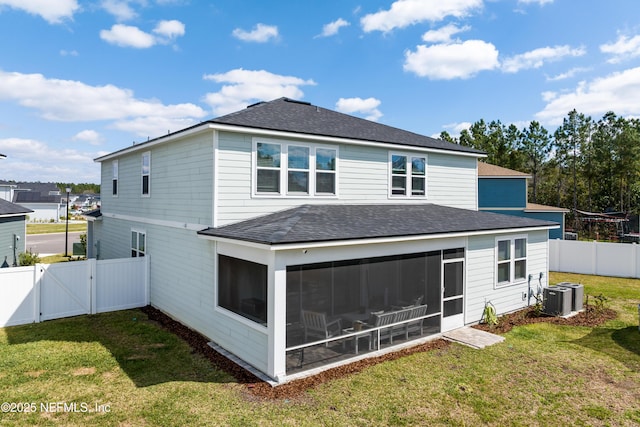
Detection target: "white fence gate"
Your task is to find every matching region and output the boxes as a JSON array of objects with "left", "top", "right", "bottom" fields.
[
  {"left": 0, "top": 257, "right": 149, "bottom": 328},
  {"left": 550, "top": 239, "right": 640, "bottom": 278}
]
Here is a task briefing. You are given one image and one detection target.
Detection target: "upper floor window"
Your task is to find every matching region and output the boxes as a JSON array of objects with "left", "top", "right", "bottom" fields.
[
  {"left": 496, "top": 236, "right": 527, "bottom": 287},
  {"left": 390, "top": 153, "right": 426, "bottom": 197},
  {"left": 141, "top": 152, "right": 150, "bottom": 196},
  {"left": 112, "top": 160, "right": 118, "bottom": 196},
  {"left": 254, "top": 140, "right": 337, "bottom": 197},
  {"left": 131, "top": 230, "right": 146, "bottom": 257}
]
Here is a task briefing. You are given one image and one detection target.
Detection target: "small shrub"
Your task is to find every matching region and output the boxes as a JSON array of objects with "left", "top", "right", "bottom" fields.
[
  {"left": 19, "top": 249, "right": 40, "bottom": 266},
  {"left": 482, "top": 302, "right": 498, "bottom": 326}
]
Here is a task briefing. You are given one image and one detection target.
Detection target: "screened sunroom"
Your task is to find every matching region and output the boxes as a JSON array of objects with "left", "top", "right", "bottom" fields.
[{"left": 283, "top": 248, "right": 464, "bottom": 374}]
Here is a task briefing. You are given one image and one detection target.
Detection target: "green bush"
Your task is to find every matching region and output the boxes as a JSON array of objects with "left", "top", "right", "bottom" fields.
[{"left": 18, "top": 249, "right": 40, "bottom": 266}]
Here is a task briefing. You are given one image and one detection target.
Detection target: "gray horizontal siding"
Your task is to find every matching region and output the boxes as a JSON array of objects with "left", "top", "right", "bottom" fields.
[
  {"left": 101, "top": 133, "right": 214, "bottom": 226},
  {"left": 466, "top": 230, "right": 548, "bottom": 324},
  {"left": 93, "top": 216, "right": 269, "bottom": 373},
  {"left": 216, "top": 131, "right": 479, "bottom": 225}
]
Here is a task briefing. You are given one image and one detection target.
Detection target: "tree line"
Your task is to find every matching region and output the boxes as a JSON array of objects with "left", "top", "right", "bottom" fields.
[
  {"left": 439, "top": 110, "right": 640, "bottom": 235},
  {"left": 57, "top": 183, "right": 100, "bottom": 194}
]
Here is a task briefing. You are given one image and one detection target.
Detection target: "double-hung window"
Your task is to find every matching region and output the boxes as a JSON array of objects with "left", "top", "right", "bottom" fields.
[
  {"left": 112, "top": 160, "right": 118, "bottom": 196},
  {"left": 287, "top": 146, "right": 310, "bottom": 193},
  {"left": 316, "top": 148, "right": 337, "bottom": 194},
  {"left": 256, "top": 143, "right": 281, "bottom": 193},
  {"left": 141, "top": 152, "right": 151, "bottom": 196},
  {"left": 496, "top": 236, "right": 527, "bottom": 286},
  {"left": 390, "top": 153, "right": 426, "bottom": 197},
  {"left": 131, "top": 230, "right": 146, "bottom": 257},
  {"left": 254, "top": 140, "right": 337, "bottom": 196}
]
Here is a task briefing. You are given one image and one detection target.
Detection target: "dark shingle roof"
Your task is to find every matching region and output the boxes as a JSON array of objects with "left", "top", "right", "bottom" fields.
[
  {"left": 211, "top": 98, "right": 483, "bottom": 155},
  {"left": 198, "top": 204, "right": 557, "bottom": 245},
  {"left": 13, "top": 191, "right": 62, "bottom": 204},
  {"left": 0, "top": 199, "right": 32, "bottom": 216},
  {"left": 82, "top": 208, "right": 102, "bottom": 219}
]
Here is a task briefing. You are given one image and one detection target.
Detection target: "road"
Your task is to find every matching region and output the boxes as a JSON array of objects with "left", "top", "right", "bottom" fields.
[{"left": 26, "top": 232, "right": 83, "bottom": 256}]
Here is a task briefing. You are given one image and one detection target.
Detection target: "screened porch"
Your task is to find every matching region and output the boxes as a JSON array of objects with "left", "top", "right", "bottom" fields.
[{"left": 284, "top": 248, "right": 464, "bottom": 374}]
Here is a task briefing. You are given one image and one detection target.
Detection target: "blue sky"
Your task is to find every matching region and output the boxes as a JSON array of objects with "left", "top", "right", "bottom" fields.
[{"left": 1, "top": 0, "right": 640, "bottom": 184}]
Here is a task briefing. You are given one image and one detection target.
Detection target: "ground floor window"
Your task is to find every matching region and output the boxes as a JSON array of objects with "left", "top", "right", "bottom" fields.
[
  {"left": 496, "top": 236, "right": 527, "bottom": 287},
  {"left": 218, "top": 255, "right": 268, "bottom": 325},
  {"left": 131, "top": 230, "right": 145, "bottom": 257}
]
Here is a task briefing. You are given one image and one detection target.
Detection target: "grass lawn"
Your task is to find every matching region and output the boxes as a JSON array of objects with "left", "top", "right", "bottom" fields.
[
  {"left": 27, "top": 222, "right": 87, "bottom": 235},
  {"left": 0, "top": 272, "right": 638, "bottom": 426}
]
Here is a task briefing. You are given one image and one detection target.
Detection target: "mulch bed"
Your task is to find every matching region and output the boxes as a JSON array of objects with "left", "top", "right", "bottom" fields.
[
  {"left": 472, "top": 305, "right": 617, "bottom": 334},
  {"left": 141, "top": 304, "right": 616, "bottom": 400}
]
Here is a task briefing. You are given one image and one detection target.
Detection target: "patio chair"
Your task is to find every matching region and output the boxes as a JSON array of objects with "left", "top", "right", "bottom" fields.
[{"left": 301, "top": 310, "right": 342, "bottom": 346}]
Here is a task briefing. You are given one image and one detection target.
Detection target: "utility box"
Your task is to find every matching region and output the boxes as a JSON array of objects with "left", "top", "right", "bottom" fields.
[
  {"left": 555, "top": 282, "right": 584, "bottom": 312},
  {"left": 543, "top": 287, "right": 572, "bottom": 317}
]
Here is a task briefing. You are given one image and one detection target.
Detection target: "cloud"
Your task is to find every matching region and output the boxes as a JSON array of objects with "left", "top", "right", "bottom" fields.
[
  {"left": 442, "top": 121, "right": 472, "bottom": 137},
  {"left": 335, "top": 97, "right": 382, "bottom": 121},
  {"left": 421, "top": 24, "right": 470, "bottom": 43},
  {"left": 0, "top": 0, "right": 79, "bottom": 24},
  {"left": 600, "top": 34, "right": 640, "bottom": 64},
  {"left": 535, "top": 66, "right": 640, "bottom": 125},
  {"left": 60, "top": 49, "right": 79, "bottom": 57},
  {"left": 0, "top": 137, "right": 99, "bottom": 183},
  {"left": 100, "top": 24, "right": 156, "bottom": 48},
  {"left": 501, "top": 45, "right": 586, "bottom": 73},
  {"left": 0, "top": 70, "right": 207, "bottom": 137},
  {"left": 73, "top": 130, "right": 103, "bottom": 146},
  {"left": 232, "top": 23, "right": 278, "bottom": 43},
  {"left": 100, "top": 20, "right": 186, "bottom": 48},
  {"left": 202, "top": 68, "right": 316, "bottom": 116},
  {"left": 546, "top": 67, "right": 590, "bottom": 82},
  {"left": 404, "top": 40, "right": 499, "bottom": 79},
  {"left": 100, "top": 0, "right": 136, "bottom": 21},
  {"left": 317, "top": 18, "right": 350, "bottom": 38},
  {"left": 153, "top": 19, "right": 185, "bottom": 40},
  {"left": 361, "top": 0, "right": 482, "bottom": 33}
]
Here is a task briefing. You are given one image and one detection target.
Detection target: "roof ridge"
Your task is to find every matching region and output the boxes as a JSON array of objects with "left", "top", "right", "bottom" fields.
[{"left": 269, "top": 204, "right": 312, "bottom": 242}]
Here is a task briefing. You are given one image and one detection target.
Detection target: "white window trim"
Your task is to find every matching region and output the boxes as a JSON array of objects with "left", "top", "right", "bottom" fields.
[
  {"left": 252, "top": 138, "right": 339, "bottom": 198},
  {"left": 388, "top": 152, "right": 427, "bottom": 199},
  {"left": 494, "top": 234, "right": 527, "bottom": 288},
  {"left": 112, "top": 160, "right": 118, "bottom": 197},
  {"left": 141, "top": 151, "right": 151, "bottom": 197}
]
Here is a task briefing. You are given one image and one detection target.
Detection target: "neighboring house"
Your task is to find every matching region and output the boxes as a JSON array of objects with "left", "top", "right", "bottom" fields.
[
  {"left": 477, "top": 163, "right": 568, "bottom": 240},
  {"left": 0, "top": 199, "right": 32, "bottom": 267},
  {"left": 0, "top": 182, "right": 65, "bottom": 222},
  {"left": 91, "top": 98, "right": 557, "bottom": 383}
]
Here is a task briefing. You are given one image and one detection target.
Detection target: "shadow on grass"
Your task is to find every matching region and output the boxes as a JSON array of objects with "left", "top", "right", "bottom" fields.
[
  {"left": 3, "top": 308, "right": 238, "bottom": 387},
  {"left": 572, "top": 326, "right": 640, "bottom": 371}
]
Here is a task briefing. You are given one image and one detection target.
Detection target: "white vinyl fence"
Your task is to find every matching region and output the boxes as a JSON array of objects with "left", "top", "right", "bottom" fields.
[
  {"left": 0, "top": 257, "right": 149, "bottom": 327},
  {"left": 550, "top": 239, "right": 640, "bottom": 278}
]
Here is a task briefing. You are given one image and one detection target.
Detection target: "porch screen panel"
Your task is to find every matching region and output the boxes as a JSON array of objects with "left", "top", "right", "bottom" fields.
[
  {"left": 397, "top": 253, "right": 426, "bottom": 307},
  {"left": 218, "top": 255, "right": 267, "bottom": 324},
  {"left": 425, "top": 251, "right": 441, "bottom": 316},
  {"left": 443, "top": 262, "right": 464, "bottom": 298},
  {"left": 300, "top": 262, "right": 333, "bottom": 316},
  {"left": 366, "top": 256, "right": 400, "bottom": 310},
  {"left": 332, "top": 260, "right": 361, "bottom": 314}
]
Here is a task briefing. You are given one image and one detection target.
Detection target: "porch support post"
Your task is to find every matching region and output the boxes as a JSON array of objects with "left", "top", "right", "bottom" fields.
[{"left": 268, "top": 253, "right": 287, "bottom": 381}]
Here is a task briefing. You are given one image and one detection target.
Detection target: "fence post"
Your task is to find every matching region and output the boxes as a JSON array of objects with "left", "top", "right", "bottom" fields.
[
  {"left": 144, "top": 255, "right": 150, "bottom": 306},
  {"left": 33, "top": 264, "right": 43, "bottom": 323},
  {"left": 90, "top": 259, "right": 97, "bottom": 314},
  {"left": 592, "top": 240, "right": 597, "bottom": 276}
]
